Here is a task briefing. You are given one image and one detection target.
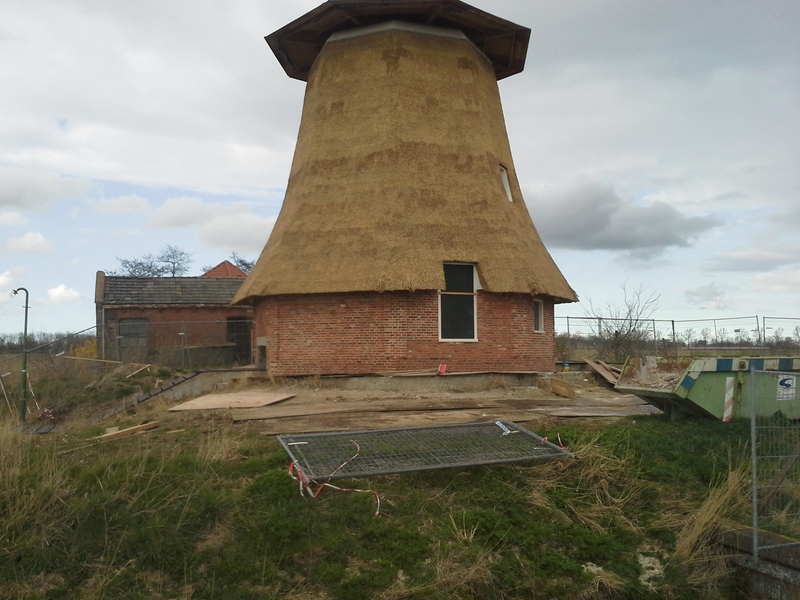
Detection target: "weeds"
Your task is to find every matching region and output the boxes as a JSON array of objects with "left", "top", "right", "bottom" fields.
[
  {"left": 0, "top": 422, "right": 74, "bottom": 559},
  {"left": 663, "top": 460, "right": 750, "bottom": 596},
  {"left": 197, "top": 424, "right": 243, "bottom": 463},
  {"left": 0, "top": 401, "right": 758, "bottom": 599}
]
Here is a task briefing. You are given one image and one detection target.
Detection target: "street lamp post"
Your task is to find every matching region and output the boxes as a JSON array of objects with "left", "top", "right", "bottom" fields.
[{"left": 10, "top": 287, "right": 29, "bottom": 422}]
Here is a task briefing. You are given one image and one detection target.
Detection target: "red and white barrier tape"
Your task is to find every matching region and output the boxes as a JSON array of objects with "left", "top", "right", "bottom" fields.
[{"left": 287, "top": 440, "right": 381, "bottom": 516}]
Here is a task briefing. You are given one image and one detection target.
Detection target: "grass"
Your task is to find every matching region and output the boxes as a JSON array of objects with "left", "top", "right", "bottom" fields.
[
  {"left": 0, "top": 408, "right": 756, "bottom": 599},
  {"left": 0, "top": 359, "right": 765, "bottom": 598}
]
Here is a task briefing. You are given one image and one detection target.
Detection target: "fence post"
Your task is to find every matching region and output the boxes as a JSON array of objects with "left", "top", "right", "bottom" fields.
[
  {"left": 755, "top": 315, "right": 762, "bottom": 347},
  {"left": 671, "top": 320, "right": 676, "bottom": 356},
  {"left": 652, "top": 319, "right": 657, "bottom": 354},
  {"left": 750, "top": 363, "right": 759, "bottom": 563}
]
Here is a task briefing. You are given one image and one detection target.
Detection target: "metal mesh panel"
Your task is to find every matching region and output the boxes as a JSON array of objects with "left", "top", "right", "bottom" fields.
[
  {"left": 751, "top": 369, "right": 800, "bottom": 561},
  {"left": 554, "top": 315, "right": 764, "bottom": 360},
  {"left": 279, "top": 421, "right": 573, "bottom": 481}
]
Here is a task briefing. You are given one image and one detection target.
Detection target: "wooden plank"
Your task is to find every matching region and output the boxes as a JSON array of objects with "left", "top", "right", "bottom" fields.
[
  {"left": 254, "top": 409, "right": 542, "bottom": 435},
  {"left": 232, "top": 394, "right": 652, "bottom": 423},
  {"left": 583, "top": 357, "right": 619, "bottom": 385},
  {"left": 244, "top": 399, "right": 663, "bottom": 434},
  {"left": 232, "top": 397, "right": 512, "bottom": 422},
  {"left": 95, "top": 421, "right": 160, "bottom": 441},
  {"left": 169, "top": 391, "right": 295, "bottom": 411},
  {"left": 599, "top": 361, "right": 622, "bottom": 375},
  {"left": 528, "top": 405, "right": 662, "bottom": 417},
  {"left": 56, "top": 442, "right": 98, "bottom": 456},
  {"left": 126, "top": 364, "right": 151, "bottom": 378}
]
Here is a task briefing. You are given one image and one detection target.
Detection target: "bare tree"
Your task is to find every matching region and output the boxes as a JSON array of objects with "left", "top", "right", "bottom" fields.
[
  {"left": 586, "top": 282, "right": 661, "bottom": 362},
  {"left": 110, "top": 245, "right": 193, "bottom": 277},
  {"left": 229, "top": 252, "right": 255, "bottom": 274},
  {"left": 112, "top": 253, "right": 167, "bottom": 277},
  {"left": 157, "top": 245, "right": 193, "bottom": 277},
  {"left": 681, "top": 328, "right": 695, "bottom": 350}
]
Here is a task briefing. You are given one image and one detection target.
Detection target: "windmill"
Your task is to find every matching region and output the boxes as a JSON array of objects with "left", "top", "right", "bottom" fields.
[{"left": 234, "top": 0, "right": 577, "bottom": 375}]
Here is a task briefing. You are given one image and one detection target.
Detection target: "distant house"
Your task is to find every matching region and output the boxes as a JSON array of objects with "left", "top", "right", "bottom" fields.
[{"left": 95, "top": 261, "right": 253, "bottom": 367}]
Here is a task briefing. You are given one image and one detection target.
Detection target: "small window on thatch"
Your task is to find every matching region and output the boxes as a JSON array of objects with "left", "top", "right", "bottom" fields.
[
  {"left": 533, "top": 299, "right": 544, "bottom": 333},
  {"left": 440, "top": 263, "right": 478, "bottom": 341},
  {"left": 500, "top": 165, "right": 513, "bottom": 202}
]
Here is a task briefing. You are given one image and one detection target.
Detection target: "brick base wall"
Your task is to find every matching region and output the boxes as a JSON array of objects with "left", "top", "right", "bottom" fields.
[{"left": 253, "top": 291, "right": 556, "bottom": 376}]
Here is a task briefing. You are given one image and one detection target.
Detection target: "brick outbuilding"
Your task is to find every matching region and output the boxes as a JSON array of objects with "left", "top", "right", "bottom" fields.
[{"left": 95, "top": 262, "right": 252, "bottom": 366}]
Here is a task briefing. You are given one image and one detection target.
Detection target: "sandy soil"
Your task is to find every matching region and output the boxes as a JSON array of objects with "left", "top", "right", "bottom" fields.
[{"left": 131, "top": 373, "right": 660, "bottom": 435}]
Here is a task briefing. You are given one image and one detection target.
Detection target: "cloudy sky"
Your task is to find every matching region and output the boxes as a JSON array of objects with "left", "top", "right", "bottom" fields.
[{"left": 1, "top": 0, "right": 798, "bottom": 335}]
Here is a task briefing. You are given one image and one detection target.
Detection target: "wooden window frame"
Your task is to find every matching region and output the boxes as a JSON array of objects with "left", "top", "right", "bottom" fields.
[
  {"left": 533, "top": 298, "right": 545, "bottom": 333},
  {"left": 500, "top": 165, "right": 514, "bottom": 202},
  {"left": 439, "top": 263, "right": 479, "bottom": 342}
]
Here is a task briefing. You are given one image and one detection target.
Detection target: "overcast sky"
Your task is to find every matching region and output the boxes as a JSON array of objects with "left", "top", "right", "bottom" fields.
[{"left": 1, "top": 0, "right": 798, "bottom": 335}]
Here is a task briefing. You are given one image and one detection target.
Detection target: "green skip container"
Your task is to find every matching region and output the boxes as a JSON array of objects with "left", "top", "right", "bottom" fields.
[{"left": 615, "top": 356, "right": 800, "bottom": 420}]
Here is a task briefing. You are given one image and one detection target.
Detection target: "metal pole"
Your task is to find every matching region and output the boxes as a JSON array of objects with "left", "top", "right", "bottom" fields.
[
  {"left": 10, "top": 287, "right": 29, "bottom": 422},
  {"left": 671, "top": 320, "right": 676, "bottom": 356},
  {"left": 750, "top": 363, "right": 759, "bottom": 563},
  {"left": 652, "top": 319, "right": 657, "bottom": 354}
]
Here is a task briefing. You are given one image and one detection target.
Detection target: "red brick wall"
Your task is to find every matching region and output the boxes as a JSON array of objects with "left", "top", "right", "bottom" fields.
[
  {"left": 102, "top": 306, "right": 251, "bottom": 353},
  {"left": 253, "top": 291, "right": 556, "bottom": 375}
]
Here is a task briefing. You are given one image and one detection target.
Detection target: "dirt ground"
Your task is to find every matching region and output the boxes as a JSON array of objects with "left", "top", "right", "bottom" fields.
[{"left": 130, "top": 372, "right": 661, "bottom": 435}]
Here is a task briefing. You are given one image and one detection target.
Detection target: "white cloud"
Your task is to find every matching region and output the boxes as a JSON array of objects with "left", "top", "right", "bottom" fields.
[
  {"left": 198, "top": 213, "right": 276, "bottom": 255},
  {"left": 147, "top": 196, "right": 274, "bottom": 254},
  {"left": 0, "top": 166, "right": 88, "bottom": 210},
  {"left": 149, "top": 196, "right": 214, "bottom": 227},
  {"left": 94, "top": 194, "right": 150, "bottom": 214},
  {"left": 751, "top": 267, "right": 800, "bottom": 295},
  {"left": 0, "top": 269, "right": 17, "bottom": 290},
  {"left": 44, "top": 284, "right": 81, "bottom": 304},
  {"left": 0, "top": 267, "right": 28, "bottom": 305},
  {"left": 3, "top": 231, "right": 54, "bottom": 253},
  {"left": 709, "top": 247, "right": 800, "bottom": 272},
  {"left": 0, "top": 211, "right": 26, "bottom": 225}
]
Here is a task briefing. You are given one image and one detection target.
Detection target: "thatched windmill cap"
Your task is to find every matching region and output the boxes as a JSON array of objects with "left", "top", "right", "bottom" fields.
[{"left": 266, "top": 0, "right": 531, "bottom": 81}]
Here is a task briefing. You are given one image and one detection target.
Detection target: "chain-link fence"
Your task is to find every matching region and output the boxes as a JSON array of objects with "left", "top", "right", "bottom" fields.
[
  {"left": 555, "top": 315, "right": 774, "bottom": 362},
  {"left": 762, "top": 317, "right": 800, "bottom": 353},
  {"left": 98, "top": 318, "right": 253, "bottom": 368},
  {"left": 750, "top": 368, "right": 800, "bottom": 562}
]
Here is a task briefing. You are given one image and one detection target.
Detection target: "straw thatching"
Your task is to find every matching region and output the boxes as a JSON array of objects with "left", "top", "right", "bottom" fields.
[{"left": 234, "top": 22, "right": 576, "bottom": 305}]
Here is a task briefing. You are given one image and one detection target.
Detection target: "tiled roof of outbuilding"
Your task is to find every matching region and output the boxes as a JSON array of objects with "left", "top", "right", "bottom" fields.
[
  {"left": 101, "top": 276, "right": 245, "bottom": 307},
  {"left": 202, "top": 260, "right": 247, "bottom": 278}
]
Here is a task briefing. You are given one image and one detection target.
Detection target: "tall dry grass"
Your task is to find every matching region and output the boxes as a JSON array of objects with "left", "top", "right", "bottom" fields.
[
  {"left": 197, "top": 425, "right": 244, "bottom": 463},
  {"left": 664, "top": 461, "right": 750, "bottom": 596},
  {"left": 0, "top": 421, "right": 74, "bottom": 557},
  {"left": 529, "top": 433, "right": 645, "bottom": 535}
]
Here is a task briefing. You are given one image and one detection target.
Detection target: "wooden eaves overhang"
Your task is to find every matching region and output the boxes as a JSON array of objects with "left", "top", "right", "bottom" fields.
[{"left": 266, "top": 0, "right": 531, "bottom": 81}]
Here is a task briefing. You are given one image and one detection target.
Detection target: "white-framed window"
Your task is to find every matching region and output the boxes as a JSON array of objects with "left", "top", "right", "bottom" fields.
[
  {"left": 533, "top": 299, "right": 544, "bottom": 333},
  {"left": 499, "top": 165, "right": 513, "bottom": 202},
  {"left": 439, "top": 263, "right": 479, "bottom": 341}
]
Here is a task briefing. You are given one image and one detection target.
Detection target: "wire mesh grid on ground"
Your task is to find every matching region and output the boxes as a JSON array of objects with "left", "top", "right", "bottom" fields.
[{"left": 279, "top": 421, "right": 574, "bottom": 481}]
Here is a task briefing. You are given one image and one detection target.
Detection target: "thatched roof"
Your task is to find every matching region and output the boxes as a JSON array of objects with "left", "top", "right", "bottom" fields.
[{"left": 234, "top": 22, "right": 577, "bottom": 305}]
